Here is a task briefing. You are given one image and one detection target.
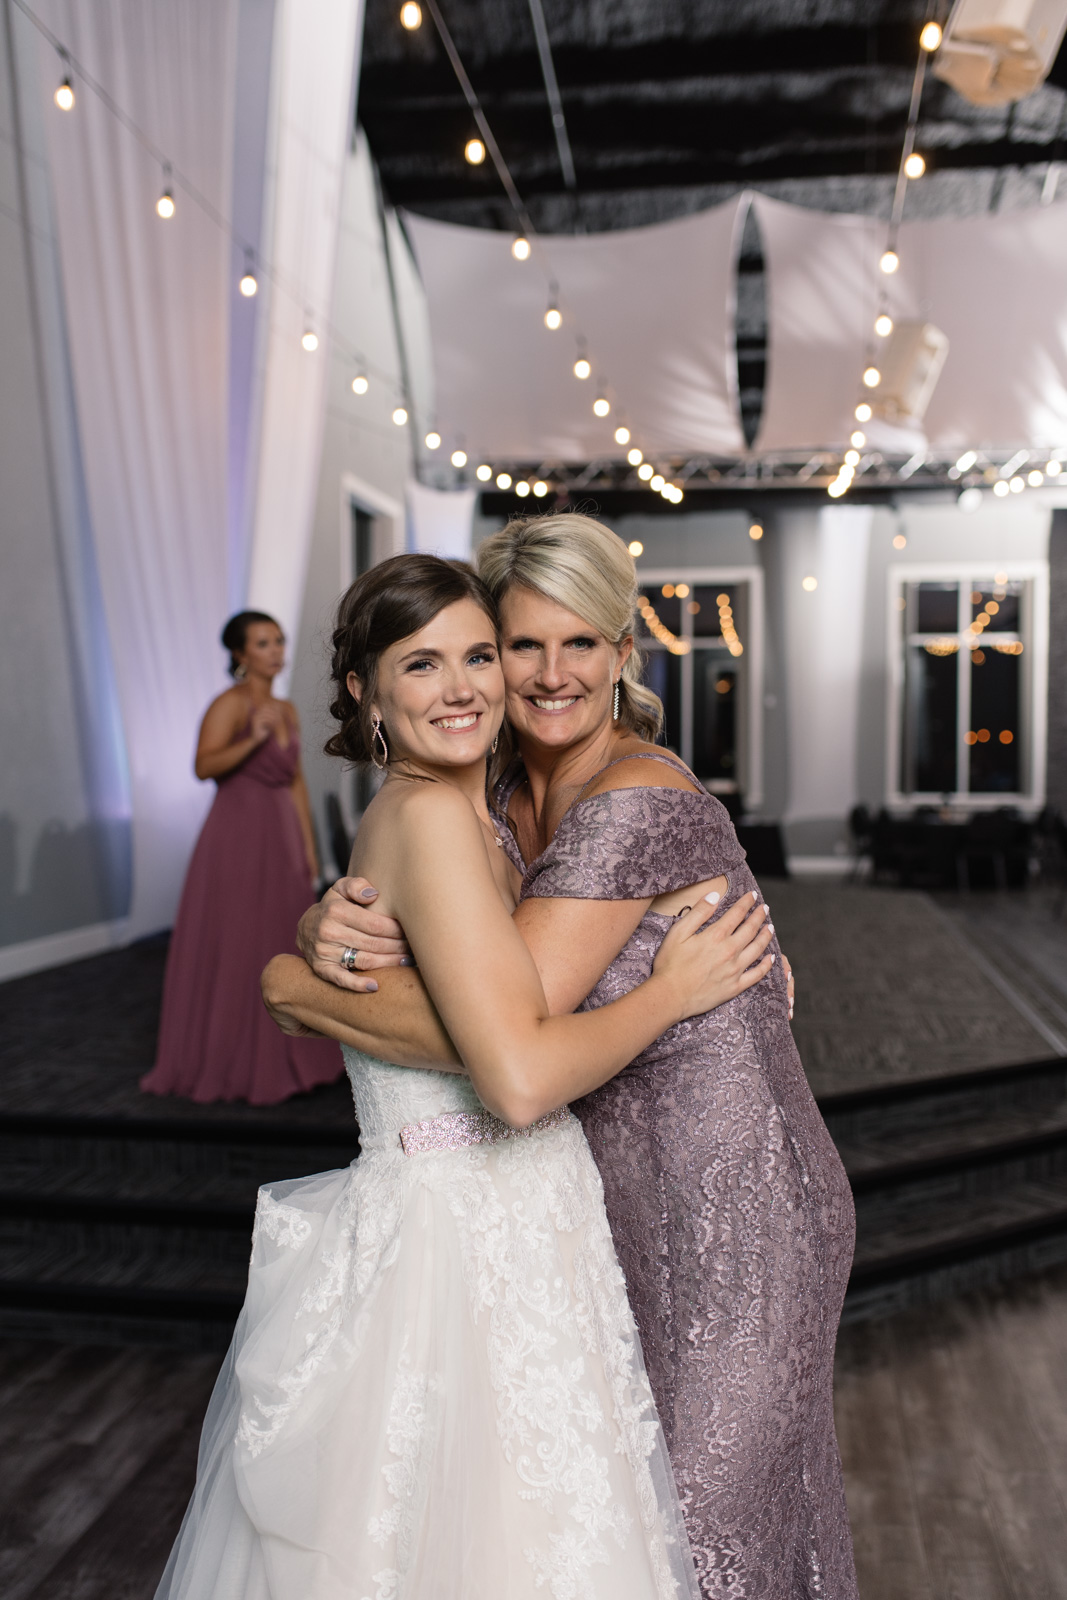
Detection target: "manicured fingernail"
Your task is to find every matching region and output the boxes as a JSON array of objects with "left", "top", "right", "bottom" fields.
[
  {"left": 365, "top": 980, "right": 378, "bottom": 991},
  {"left": 401, "top": 956, "right": 415, "bottom": 966},
  {"left": 705, "top": 891, "right": 720, "bottom": 904},
  {"left": 751, "top": 891, "right": 759, "bottom": 901},
  {"left": 359, "top": 887, "right": 378, "bottom": 900},
  {"left": 770, "top": 953, "right": 776, "bottom": 963},
  {"left": 768, "top": 923, "right": 775, "bottom": 934}
]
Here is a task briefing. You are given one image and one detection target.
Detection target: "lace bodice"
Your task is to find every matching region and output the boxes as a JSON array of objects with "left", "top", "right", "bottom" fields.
[{"left": 342, "top": 1047, "right": 485, "bottom": 1142}]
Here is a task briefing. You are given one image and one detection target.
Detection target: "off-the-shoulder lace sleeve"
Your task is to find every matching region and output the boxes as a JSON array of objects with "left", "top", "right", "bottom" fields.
[{"left": 523, "top": 787, "right": 746, "bottom": 901}]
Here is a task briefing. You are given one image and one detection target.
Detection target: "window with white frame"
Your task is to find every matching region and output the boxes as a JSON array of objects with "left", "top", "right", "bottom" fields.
[
  {"left": 889, "top": 563, "right": 1048, "bottom": 804},
  {"left": 635, "top": 568, "right": 764, "bottom": 807}
]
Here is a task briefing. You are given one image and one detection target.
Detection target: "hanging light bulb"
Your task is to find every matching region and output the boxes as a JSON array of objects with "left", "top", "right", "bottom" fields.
[
  {"left": 515, "top": 480, "right": 531, "bottom": 498},
  {"left": 880, "top": 249, "right": 900, "bottom": 274},
  {"left": 156, "top": 166, "right": 175, "bottom": 219},
  {"left": 863, "top": 366, "right": 881, "bottom": 388},
  {"left": 627, "top": 447, "right": 643, "bottom": 466},
  {"left": 749, "top": 523, "right": 764, "bottom": 541},
  {"left": 464, "top": 138, "right": 486, "bottom": 166},
  {"left": 511, "top": 235, "right": 531, "bottom": 261},
  {"left": 393, "top": 406, "right": 409, "bottom": 426},
  {"left": 476, "top": 463, "right": 492, "bottom": 481},
  {"left": 855, "top": 401, "right": 873, "bottom": 422},
  {"left": 544, "top": 305, "right": 562, "bottom": 330},
  {"left": 993, "top": 478, "right": 1010, "bottom": 497},
  {"left": 533, "top": 480, "right": 549, "bottom": 497},
  {"left": 850, "top": 430, "right": 867, "bottom": 448},
  {"left": 637, "top": 463, "right": 654, "bottom": 481},
  {"left": 1047, "top": 459, "right": 1062, "bottom": 476},
  {"left": 845, "top": 449, "right": 861, "bottom": 467},
  {"left": 450, "top": 448, "right": 468, "bottom": 467},
  {"left": 352, "top": 373, "right": 369, "bottom": 394},
  {"left": 1028, "top": 469, "right": 1044, "bottom": 486},
  {"left": 650, "top": 474, "right": 665, "bottom": 492},
  {"left": 301, "top": 329, "right": 319, "bottom": 352},
  {"left": 54, "top": 76, "right": 75, "bottom": 111},
  {"left": 593, "top": 396, "right": 611, "bottom": 417},
  {"left": 239, "top": 265, "right": 258, "bottom": 297},
  {"left": 573, "top": 357, "right": 591, "bottom": 380},
  {"left": 919, "top": 20, "right": 942, "bottom": 51},
  {"left": 827, "top": 478, "right": 847, "bottom": 499},
  {"left": 904, "top": 152, "right": 926, "bottom": 180},
  {"left": 496, "top": 472, "right": 512, "bottom": 489},
  {"left": 400, "top": 0, "right": 422, "bottom": 27},
  {"left": 874, "top": 313, "right": 893, "bottom": 337},
  {"left": 614, "top": 426, "right": 630, "bottom": 445},
  {"left": 424, "top": 431, "right": 441, "bottom": 450},
  {"left": 628, "top": 540, "right": 644, "bottom": 556}
]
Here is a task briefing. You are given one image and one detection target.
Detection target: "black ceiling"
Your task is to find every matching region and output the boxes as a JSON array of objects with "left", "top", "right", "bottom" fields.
[{"left": 357, "top": 0, "right": 1067, "bottom": 233}]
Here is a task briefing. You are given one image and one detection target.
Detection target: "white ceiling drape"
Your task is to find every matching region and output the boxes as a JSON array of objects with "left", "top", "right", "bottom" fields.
[
  {"left": 755, "top": 193, "right": 1067, "bottom": 453},
  {"left": 404, "top": 200, "right": 748, "bottom": 463},
  {"left": 37, "top": 0, "right": 236, "bottom": 938}
]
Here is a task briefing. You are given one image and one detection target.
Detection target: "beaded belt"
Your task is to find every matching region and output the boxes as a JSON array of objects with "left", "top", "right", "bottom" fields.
[{"left": 398, "top": 1104, "right": 569, "bottom": 1156}]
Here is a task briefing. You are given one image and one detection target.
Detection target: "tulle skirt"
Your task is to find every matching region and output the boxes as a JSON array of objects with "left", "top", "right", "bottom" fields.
[{"left": 154, "top": 1115, "right": 698, "bottom": 1600}]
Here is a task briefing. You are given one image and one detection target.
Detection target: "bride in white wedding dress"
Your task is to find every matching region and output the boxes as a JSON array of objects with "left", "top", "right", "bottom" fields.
[{"left": 156, "top": 556, "right": 764, "bottom": 1600}]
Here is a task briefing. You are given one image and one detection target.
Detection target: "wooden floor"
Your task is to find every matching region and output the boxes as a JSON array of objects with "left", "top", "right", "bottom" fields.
[{"left": 2, "top": 1267, "right": 1066, "bottom": 1599}]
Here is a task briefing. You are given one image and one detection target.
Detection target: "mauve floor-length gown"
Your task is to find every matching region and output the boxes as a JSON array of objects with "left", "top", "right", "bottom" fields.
[
  {"left": 499, "top": 755, "right": 858, "bottom": 1600},
  {"left": 141, "top": 724, "right": 341, "bottom": 1105}
]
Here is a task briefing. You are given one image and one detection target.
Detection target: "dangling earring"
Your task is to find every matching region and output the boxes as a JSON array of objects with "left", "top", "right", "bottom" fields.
[
  {"left": 371, "top": 712, "right": 389, "bottom": 770},
  {"left": 491, "top": 731, "right": 499, "bottom": 754},
  {"left": 612, "top": 680, "right": 621, "bottom": 722},
  {"left": 234, "top": 662, "right": 248, "bottom": 681}
]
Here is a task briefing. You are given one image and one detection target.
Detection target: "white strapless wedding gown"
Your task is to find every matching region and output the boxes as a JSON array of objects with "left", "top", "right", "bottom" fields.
[{"left": 156, "top": 1051, "right": 698, "bottom": 1600}]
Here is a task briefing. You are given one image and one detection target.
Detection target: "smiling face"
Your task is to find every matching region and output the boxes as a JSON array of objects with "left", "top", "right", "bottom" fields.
[
  {"left": 236, "top": 621, "right": 285, "bottom": 682},
  {"left": 351, "top": 598, "right": 504, "bottom": 772},
  {"left": 499, "top": 585, "right": 633, "bottom": 754}
]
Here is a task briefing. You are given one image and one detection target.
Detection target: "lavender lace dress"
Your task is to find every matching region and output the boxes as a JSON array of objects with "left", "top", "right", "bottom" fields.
[{"left": 498, "top": 756, "right": 858, "bottom": 1600}]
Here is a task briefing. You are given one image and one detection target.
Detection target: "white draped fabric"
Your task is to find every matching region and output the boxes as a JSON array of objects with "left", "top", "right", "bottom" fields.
[
  {"left": 245, "top": 0, "right": 364, "bottom": 647},
  {"left": 405, "top": 202, "right": 747, "bottom": 461},
  {"left": 407, "top": 481, "right": 476, "bottom": 560},
  {"left": 755, "top": 193, "right": 1067, "bottom": 452},
  {"left": 37, "top": 0, "right": 237, "bottom": 938}
]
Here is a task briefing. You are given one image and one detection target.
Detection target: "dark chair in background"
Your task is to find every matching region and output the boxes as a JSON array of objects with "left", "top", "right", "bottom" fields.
[
  {"left": 324, "top": 793, "right": 352, "bottom": 880},
  {"left": 847, "top": 804, "right": 873, "bottom": 880}
]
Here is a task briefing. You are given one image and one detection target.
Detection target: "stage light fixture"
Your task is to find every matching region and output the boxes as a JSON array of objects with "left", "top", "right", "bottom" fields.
[
  {"left": 573, "top": 357, "right": 591, "bottom": 380},
  {"left": 855, "top": 402, "right": 872, "bottom": 422},
  {"left": 920, "top": 21, "right": 943, "bottom": 51},
  {"left": 627, "top": 447, "right": 643, "bottom": 466},
  {"left": 544, "top": 305, "right": 562, "bottom": 330},
  {"left": 496, "top": 472, "right": 512, "bottom": 489},
  {"left": 593, "top": 396, "right": 610, "bottom": 417},
  {"left": 511, "top": 235, "right": 531, "bottom": 261},
  {"left": 424, "top": 431, "right": 441, "bottom": 450},
  {"left": 352, "top": 374, "right": 368, "bottom": 394},
  {"left": 476, "top": 463, "right": 492, "bottom": 481},
  {"left": 465, "top": 138, "right": 486, "bottom": 166},
  {"left": 614, "top": 426, "right": 630, "bottom": 445},
  {"left": 400, "top": 1, "right": 422, "bottom": 26},
  {"left": 54, "top": 77, "right": 74, "bottom": 111},
  {"left": 393, "top": 406, "right": 408, "bottom": 426},
  {"left": 301, "top": 330, "right": 319, "bottom": 352},
  {"left": 451, "top": 449, "right": 467, "bottom": 466},
  {"left": 880, "top": 249, "right": 900, "bottom": 274},
  {"left": 904, "top": 152, "right": 926, "bottom": 179},
  {"left": 875, "top": 313, "right": 893, "bottom": 337}
]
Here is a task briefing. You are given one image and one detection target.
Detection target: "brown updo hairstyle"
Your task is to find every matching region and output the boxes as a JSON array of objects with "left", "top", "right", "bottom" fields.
[
  {"left": 221, "top": 610, "right": 279, "bottom": 678},
  {"left": 325, "top": 554, "right": 499, "bottom": 764}
]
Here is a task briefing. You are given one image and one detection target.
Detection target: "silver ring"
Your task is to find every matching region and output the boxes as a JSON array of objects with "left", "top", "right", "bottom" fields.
[{"left": 341, "top": 946, "right": 359, "bottom": 972}]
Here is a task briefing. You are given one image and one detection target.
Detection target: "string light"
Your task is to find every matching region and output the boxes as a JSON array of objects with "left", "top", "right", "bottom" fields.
[
  {"left": 828, "top": 479, "right": 847, "bottom": 498},
  {"left": 238, "top": 266, "right": 258, "bottom": 297},
  {"left": 544, "top": 305, "right": 561, "bottom": 329},
  {"left": 593, "top": 396, "right": 611, "bottom": 417},
  {"left": 1010, "top": 475, "right": 1024, "bottom": 492},
  {"left": 614, "top": 426, "right": 631, "bottom": 445},
  {"left": 465, "top": 137, "right": 486, "bottom": 165},
  {"left": 993, "top": 479, "right": 1010, "bottom": 497},
  {"left": 637, "top": 462, "right": 654, "bottom": 481},
  {"left": 1028, "top": 469, "right": 1044, "bottom": 486},
  {"left": 511, "top": 235, "right": 531, "bottom": 261},
  {"left": 496, "top": 472, "right": 512, "bottom": 489},
  {"left": 855, "top": 402, "right": 872, "bottom": 422},
  {"left": 54, "top": 76, "right": 74, "bottom": 111},
  {"left": 425, "top": 431, "right": 441, "bottom": 449},
  {"left": 919, "top": 20, "right": 942, "bottom": 51},
  {"left": 904, "top": 151, "right": 926, "bottom": 179},
  {"left": 717, "top": 592, "right": 743, "bottom": 655},
  {"left": 573, "top": 357, "right": 591, "bottom": 380},
  {"left": 1048, "top": 459, "right": 1062, "bottom": 476},
  {"left": 393, "top": 406, "right": 408, "bottom": 426},
  {"left": 627, "top": 447, "right": 643, "bottom": 466},
  {"left": 451, "top": 448, "right": 467, "bottom": 466},
  {"left": 515, "top": 480, "right": 531, "bottom": 497},
  {"left": 400, "top": 1, "right": 422, "bottom": 27},
  {"left": 863, "top": 366, "right": 881, "bottom": 388},
  {"left": 650, "top": 473, "right": 665, "bottom": 491},
  {"left": 874, "top": 313, "right": 893, "bottom": 337},
  {"left": 851, "top": 430, "right": 867, "bottom": 448},
  {"left": 880, "top": 249, "right": 900, "bottom": 274},
  {"left": 352, "top": 373, "right": 369, "bottom": 394},
  {"left": 802, "top": 575, "right": 818, "bottom": 591},
  {"left": 955, "top": 450, "right": 977, "bottom": 472},
  {"left": 844, "top": 449, "right": 860, "bottom": 467},
  {"left": 301, "top": 329, "right": 319, "bottom": 352},
  {"left": 638, "top": 594, "right": 690, "bottom": 655},
  {"left": 476, "top": 463, "right": 492, "bottom": 480},
  {"left": 156, "top": 166, "right": 175, "bottom": 219},
  {"left": 533, "top": 480, "right": 549, "bottom": 497},
  {"left": 628, "top": 540, "right": 643, "bottom": 556},
  {"left": 749, "top": 522, "right": 763, "bottom": 541}
]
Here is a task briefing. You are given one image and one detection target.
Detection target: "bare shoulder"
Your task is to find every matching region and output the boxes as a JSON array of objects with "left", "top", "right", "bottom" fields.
[
  {"left": 201, "top": 685, "right": 248, "bottom": 727},
  {"left": 387, "top": 780, "right": 484, "bottom": 847},
  {"left": 583, "top": 746, "right": 703, "bottom": 799}
]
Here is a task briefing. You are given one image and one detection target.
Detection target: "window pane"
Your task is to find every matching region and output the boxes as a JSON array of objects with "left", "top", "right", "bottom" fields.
[
  {"left": 970, "top": 582, "right": 1021, "bottom": 633},
  {"left": 903, "top": 644, "right": 958, "bottom": 793},
  {"left": 640, "top": 648, "right": 682, "bottom": 753},
  {"left": 693, "top": 658, "right": 738, "bottom": 786},
  {"left": 967, "top": 647, "right": 1021, "bottom": 792},
  {"left": 916, "top": 582, "right": 959, "bottom": 633}
]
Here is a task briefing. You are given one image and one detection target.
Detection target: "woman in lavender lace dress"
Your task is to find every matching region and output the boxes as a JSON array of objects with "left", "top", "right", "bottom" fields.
[{"left": 275, "top": 516, "right": 859, "bottom": 1600}]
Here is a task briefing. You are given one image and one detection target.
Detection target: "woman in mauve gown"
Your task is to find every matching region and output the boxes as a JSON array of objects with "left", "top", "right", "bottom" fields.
[
  {"left": 141, "top": 611, "right": 340, "bottom": 1106},
  {"left": 274, "top": 515, "right": 859, "bottom": 1598}
]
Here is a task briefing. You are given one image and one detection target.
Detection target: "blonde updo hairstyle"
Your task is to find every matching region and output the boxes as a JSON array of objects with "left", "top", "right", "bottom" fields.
[{"left": 477, "top": 514, "right": 663, "bottom": 778}]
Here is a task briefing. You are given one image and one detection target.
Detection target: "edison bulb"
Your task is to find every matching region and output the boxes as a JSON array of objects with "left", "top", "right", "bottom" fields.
[
  {"left": 476, "top": 463, "right": 492, "bottom": 481},
  {"left": 851, "top": 431, "right": 867, "bottom": 448},
  {"left": 511, "top": 235, "right": 531, "bottom": 261},
  {"left": 239, "top": 272, "right": 258, "bottom": 297},
  {"left": 855, "top": 402, "right": 872, "bottom": 422},
  {"left": 515, "top": 480, "right": 531, "bottom": 497},
  {"left": 496, "top": 472, "right": 512, "bottom": 490},
  {"left": 400, "top": 1, "right": 422, "bottom": 26},
  {"left": 464, "top": 138, "right": 485, "bottom": 165},
  {"left": 573, "top": 357, "right": 591, "bottom": 380},
  {"left": 301, "top": 330, "right": 319, "bottom": 352},
  {"left": 880, "top": 249, "right": 900, "bottom": 274},
  {"left": 904, "top": 152, "right": 926, "bottom": 180},
  {"left": 919, "top": 21, "right": 942, "bottom": 51},
  {"left": 54, "top": 78, "right": 74, "bottom": 111},
  {"left": 627, "top": 447, "right": 643, "bottom": 466},
  {"left": 637, "top": 462, "right": 654, "bottom": 481},
  {"left": 352, "top": 374, "right": 368, "bottom": 394},
  {"left": 544, "top": 306, "right": 561, "bottom": 330},
  {"left": 156, "top": 191, "right": 175, "bottom": 219},
  {"left": 424, "top": 431, "right": 441, "bottom": 450},
  {"left": 614, "top": 426, "right": 630, "bottom": 445},
  {"left": 874, "top": 313, "right": 893, "bottom": 337},
  {"left": 845, "top": 449, "right": 860, "bottom": 467},
  {"left": 862, "top": 366, "right": 881, "bottom": 388},
  {"left": 392, "top": 407, "right": 408, "bottom": 426},
  {"left": 451, "top": 449, "right": 467, "bottom": 467},
  {"left": 593, "top": 396, "right": 610, "bottom": 417},
  {"left": 533, "top": 480, "right": 549, "bottom": 497},
  {"left": 650, "top": 474, "right": 665, "bottom": 492}
]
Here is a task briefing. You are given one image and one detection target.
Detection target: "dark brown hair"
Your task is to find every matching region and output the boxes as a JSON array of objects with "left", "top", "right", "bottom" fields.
[
  {"left": 221, "top": 610, "right": 279, "bottom": 678},
  {"left": 325, "top": 554, "right": 499, "bottom": 764}
]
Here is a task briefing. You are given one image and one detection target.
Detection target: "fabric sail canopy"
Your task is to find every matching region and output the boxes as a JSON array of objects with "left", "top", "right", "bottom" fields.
[
  {"left": 755, "top": 193, "right": 1067, "bottom": 454},
  {"left": 404, "top": 200, "right": 748, "bottom": 463}
]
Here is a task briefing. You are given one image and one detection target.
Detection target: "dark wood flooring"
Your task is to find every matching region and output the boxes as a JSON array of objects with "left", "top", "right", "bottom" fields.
[{"left": 2, "top": 1265, "right": 1065, "bottom": 1598}]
